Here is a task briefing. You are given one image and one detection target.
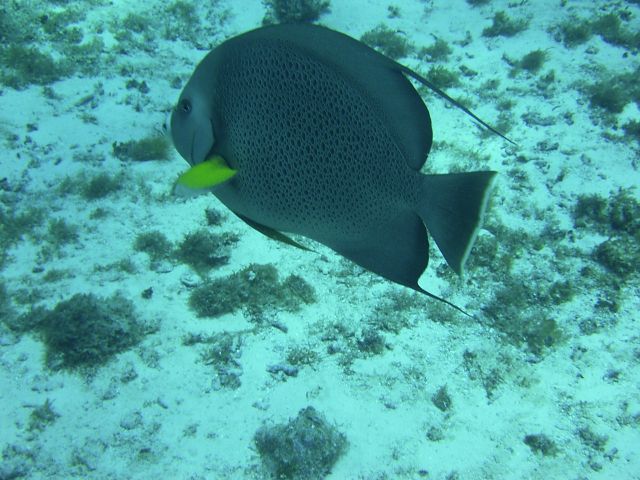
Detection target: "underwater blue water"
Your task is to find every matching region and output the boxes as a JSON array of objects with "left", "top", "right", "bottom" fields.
[{"left": 0, "top": 1, "right": 639, "bottom": 479}]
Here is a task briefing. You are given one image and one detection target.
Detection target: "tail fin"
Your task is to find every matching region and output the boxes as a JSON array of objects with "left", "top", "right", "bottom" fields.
[{"left": 417, "top": 171, "right": 497, "bottom": 275}]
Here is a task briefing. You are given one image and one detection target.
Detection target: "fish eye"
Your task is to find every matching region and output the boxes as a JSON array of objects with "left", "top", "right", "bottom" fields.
[{"left": 179, "top": 98, "right": 192, "bottom": 114}]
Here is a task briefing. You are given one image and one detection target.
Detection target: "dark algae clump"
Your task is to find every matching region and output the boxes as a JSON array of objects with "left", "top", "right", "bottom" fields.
[
  {"left": 432, "top": 385, "right": 453, "bottom": 412},
  {"left": 518, "top": 50, "right": 547, "bottom": 73},
  {"left": 37, "top": 293, "right": 145, "bottom": 370},
  {"left": 28, "top": 399, "right": 60, "bottom": 432},
  {"left": 176, "top": 229, "right": 237, "bottom": 275},
  {"left": 483, "top": 11, "right": 529, "bottom": 37},
  {"left": 189, "top": 263, "right": 316, "bottom": 317},
  {"left": 426, "top": 66, "right": 460, "bottom": 89},
  {"left": 577, "top": 426, "right": 608, "bottom": 452},
  {"left": 591, "top": 12, "right": 640, "bottom": 49},
  {"left": 199, "top": 332, "right": 243, "bottom": 390},
  {"left": 356, "top": 327, "right": 386, "bottom": 355},
  {"left": 554, "top": 17, "right": 593, "bottom": 47},
  {"left": 483, "top": 279, "right": 565, "bottom": 356},
  {"left": 263, "top": 0, "right": 331, "bottom": 25},
  {"left": 0, "top": 204, "right": 45, "bottom": 269},
  {"left": 0, "top": 282, "right": 13, "bottom": 324},
  {"left": 47, "top": 218, "right": 79, "bottom": 247},
  {"left": 524, "top": 433, "right": 559, "bottom": 457},
  {"left": 573, "top": 190, "right": 640, "bottom": 236},
  {"left": 553, "top": 10, "right": 640, "bottom": 50},
  {"left": 594, "top": 237, "right": 636, "bottom": 279},
  {"left": 589, "top": 81, "right": 629, "bottom": 114},
  {"left": 585, "top": 67, "right": 640, "bottom": 115},
  {"left": 360, "top": 24, "right": 414, "bottom": 59},
  {"left": 0, "top": 45, "right": 69, "bottom": 89},
  {"left": 573, "top": 190, "right": 640, "bottom": 282},
  {"left": 82, "top": 173, "right": 122, "bottom": 200},
  {"left": 134, "top": 230, "right": 174, "bottom": 263},
  {"left": 255, "top": 406, "right": 347, "bottom": 479},
  {"left": 112, "top": 136, "right": 170, "bottom": 162},
  {"left": 419, "top": 38, "right": 452, "bottom": 62},
  {"left": 622, "top": 120, "right": 640, "bottom": 143}
]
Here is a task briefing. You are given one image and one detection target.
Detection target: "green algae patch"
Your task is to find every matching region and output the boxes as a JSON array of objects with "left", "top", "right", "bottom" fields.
[
  {"left": 360, "top": 24, "right": 414, "bottom": 59},
  {"left": 37, "top": 293, "right": 146, "bottom": 370},
  {"left": 176, "top": 229, "right": 238, "bottom": 276},
  {"left": 134, "top": 230, "right": 174, "bottom": 263},
  {"left": 263, "top": 0, "right": 331, "bottom": 25},
  {"left": 0, "top": 45, "right": 71, "bottom": 89},
  {"left": 483, "top": 280, "right": 565, "bottom": 356},
  {"left": 573, "top": 189, "right": 640, "bottom": 237},
  {"left": 482, "top": 11, "right": 529, "bottom": 38},
  {"left": 594, "top": 237, "right": 638, "bottom": 279},
  {"left": 255, "top": 406, "right": 347, "bottom": 479},
  {"left": 524, "top": 433, "right": 559, "bottom": 457},
  {"left": 112, "top": 136, "right": 170, "bottom": 162},
  {"left": 188, "top": 263, "right": 316, "bottom": 318}
]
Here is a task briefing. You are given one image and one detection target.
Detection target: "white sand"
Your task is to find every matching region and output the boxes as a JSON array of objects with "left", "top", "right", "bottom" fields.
[{"left": 1, "top": 0, "right": 639, "bottom": 479}]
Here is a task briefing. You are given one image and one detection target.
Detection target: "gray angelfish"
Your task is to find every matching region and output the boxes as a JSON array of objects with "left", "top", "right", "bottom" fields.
[{"left": 171, "top": 24, "right": 511, "bottom": 314}]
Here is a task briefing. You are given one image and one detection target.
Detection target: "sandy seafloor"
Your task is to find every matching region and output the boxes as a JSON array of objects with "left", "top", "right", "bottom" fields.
[{"left": 1, "top": 0, "right": 639, "bottom": 479}]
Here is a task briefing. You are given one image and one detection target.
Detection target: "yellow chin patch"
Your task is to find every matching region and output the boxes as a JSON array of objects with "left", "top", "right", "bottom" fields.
[{"left": 174, "top": 155, "right": 237, "bottom": 195}]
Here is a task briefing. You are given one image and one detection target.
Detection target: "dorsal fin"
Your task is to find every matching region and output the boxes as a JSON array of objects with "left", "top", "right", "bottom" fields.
[{"left": 398, "top": 65, "right": 517, "bottom": 145}]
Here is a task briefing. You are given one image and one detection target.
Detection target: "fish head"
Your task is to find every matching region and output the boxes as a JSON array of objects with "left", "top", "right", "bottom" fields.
[{"left": 170, "top": 82, "right": 215, "bottom": 166}]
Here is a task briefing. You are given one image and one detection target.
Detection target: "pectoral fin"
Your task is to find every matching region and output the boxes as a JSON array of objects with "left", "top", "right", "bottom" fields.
[
  {"left": 173, "top": 155, "right": 237, "bottom": 196},
  {"left": 235, "top": 213, "right": 314, "bottom": 252}
]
